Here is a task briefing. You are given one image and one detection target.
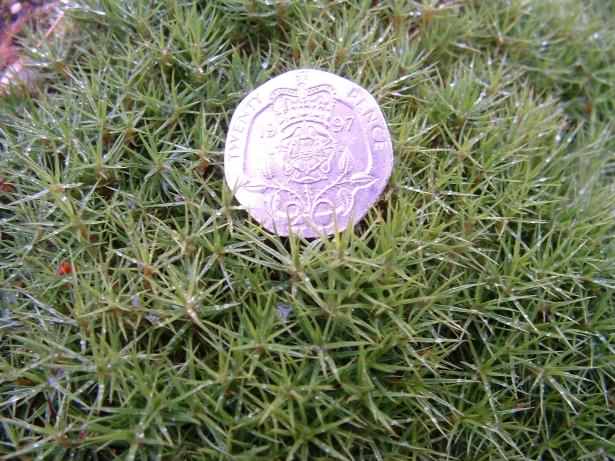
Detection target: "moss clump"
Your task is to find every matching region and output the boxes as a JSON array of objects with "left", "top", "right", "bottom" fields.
[{"left": 1, "top": 1, "right": 614, "bottom": 459}]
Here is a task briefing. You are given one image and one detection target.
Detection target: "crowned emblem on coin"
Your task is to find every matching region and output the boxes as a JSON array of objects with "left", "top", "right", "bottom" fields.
[
  {"left": 225, "top": 69, "right": 393, "bottom": 238},
  {"left": 270, "top": 80, "right": 338, "bottom": 184}
]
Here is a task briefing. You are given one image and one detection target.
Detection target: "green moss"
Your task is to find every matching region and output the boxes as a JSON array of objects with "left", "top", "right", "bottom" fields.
[{"left": 1, "top": 1, "right": 614, "bottom": 459}]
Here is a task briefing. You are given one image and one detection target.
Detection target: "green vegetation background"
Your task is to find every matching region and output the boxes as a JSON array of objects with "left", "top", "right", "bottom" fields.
[{"left": 1, "top": 0, "right": 614, "bottom": 459}]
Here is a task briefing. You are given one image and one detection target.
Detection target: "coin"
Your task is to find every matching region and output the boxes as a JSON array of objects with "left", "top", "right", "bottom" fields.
[{"left": 224, "top": 69, "right": 393, "bottom": 238}]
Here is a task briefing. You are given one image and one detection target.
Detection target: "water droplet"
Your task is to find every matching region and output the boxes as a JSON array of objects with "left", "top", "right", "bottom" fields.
[
  {"left": 146, "top": 313, "right": 160, "bottom": 324},
  {"left": 276, "top": 303, "right": 292, "bottom": 322},
  {"left": 475, "top": 91, "right": 486, "bottom": 105},
  {"left": 131, "top": 295, "right": 141, "bottom": 308}
]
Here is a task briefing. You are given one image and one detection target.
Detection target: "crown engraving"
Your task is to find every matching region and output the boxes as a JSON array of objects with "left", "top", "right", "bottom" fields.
[{"left": 270, "top": 81, "right": 335, "bottom": 130}]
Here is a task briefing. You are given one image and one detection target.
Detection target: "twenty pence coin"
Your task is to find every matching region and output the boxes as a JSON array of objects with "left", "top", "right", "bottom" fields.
[{"left": 224, "top": 69, "right": 393, "bottom": 238}]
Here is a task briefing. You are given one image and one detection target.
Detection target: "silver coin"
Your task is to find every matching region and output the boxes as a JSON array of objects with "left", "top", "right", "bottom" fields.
[{"left": 224, "top": 69, "right": 393, "bottom": 238}]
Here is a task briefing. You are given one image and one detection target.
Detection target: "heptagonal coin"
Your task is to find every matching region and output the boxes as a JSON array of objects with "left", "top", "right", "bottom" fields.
[{"left": 224, "top": 69, "right": 393, "bottom": 238}]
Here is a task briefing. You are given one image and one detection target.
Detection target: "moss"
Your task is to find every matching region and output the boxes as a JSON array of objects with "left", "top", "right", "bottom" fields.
[{"left": 0, "top": 1, "right": 614, "bottom": 459}]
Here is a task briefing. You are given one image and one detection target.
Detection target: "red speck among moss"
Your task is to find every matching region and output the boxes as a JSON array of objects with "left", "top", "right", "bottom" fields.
[{"left": 57, "top": 260, "right": 73, "bottom": 276}]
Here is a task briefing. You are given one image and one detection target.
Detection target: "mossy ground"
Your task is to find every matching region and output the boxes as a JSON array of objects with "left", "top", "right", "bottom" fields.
[{"left": 1, "top": 1, "right": 614, "bottom": 459}]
